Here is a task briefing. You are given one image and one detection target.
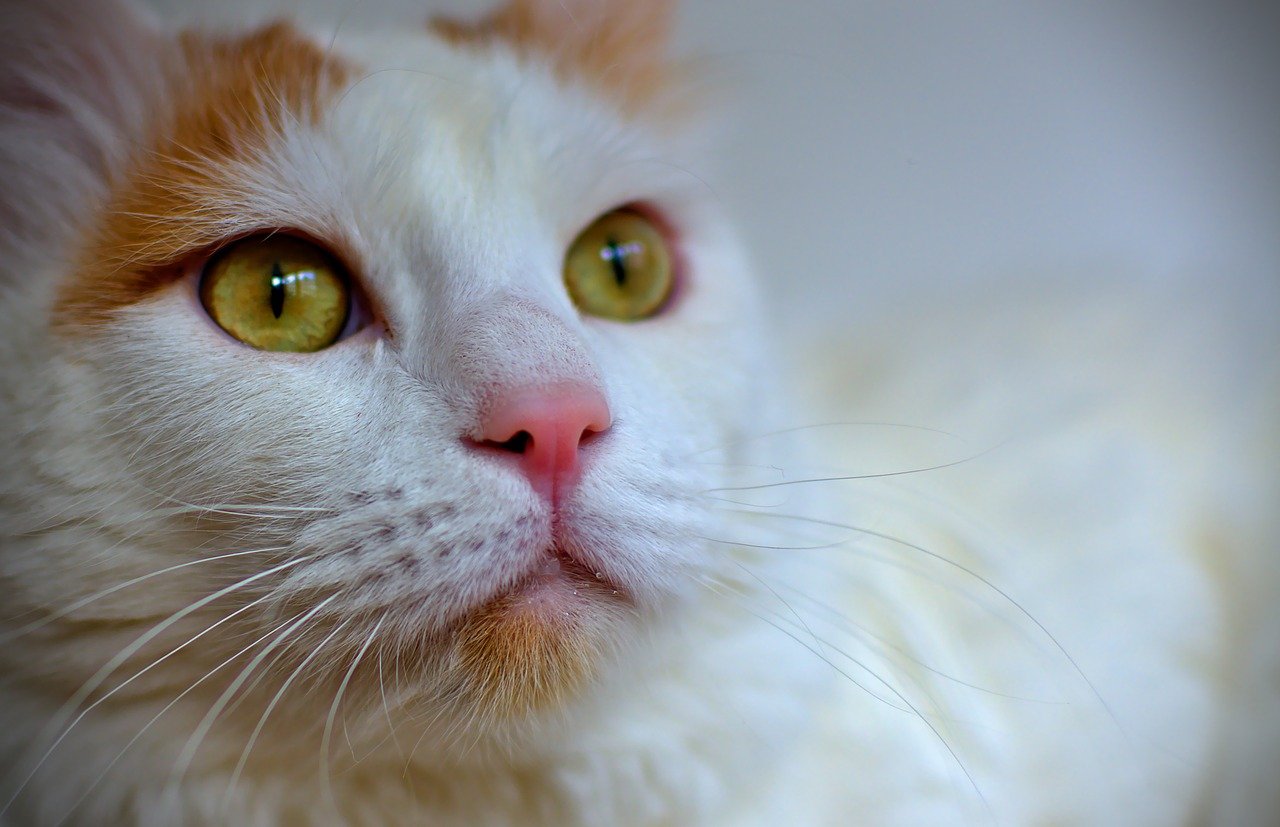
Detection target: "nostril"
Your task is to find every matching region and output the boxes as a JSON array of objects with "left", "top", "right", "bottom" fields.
[
  {"left": 578, "top": 423, "right": 606, "bottom": 447},
  {"left": 483, "top": 430, "right": 533, "bottom": 454}
]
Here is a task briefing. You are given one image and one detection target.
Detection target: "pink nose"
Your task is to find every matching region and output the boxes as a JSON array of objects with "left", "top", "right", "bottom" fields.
[{"left": 474, "top": 383, "right": 612, "bottom": 505}]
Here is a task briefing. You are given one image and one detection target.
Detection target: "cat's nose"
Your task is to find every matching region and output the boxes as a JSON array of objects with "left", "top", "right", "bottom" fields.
[{"left": 472, "top": 383, "right": 612, "bottom": 505}]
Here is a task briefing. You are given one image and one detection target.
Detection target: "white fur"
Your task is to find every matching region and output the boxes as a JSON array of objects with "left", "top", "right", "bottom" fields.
[{"left": 0, "top": 2, "right": 1275, "bottom": 826}]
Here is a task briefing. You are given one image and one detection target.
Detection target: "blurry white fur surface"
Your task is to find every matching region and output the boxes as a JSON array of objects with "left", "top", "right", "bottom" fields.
[{"left": 0, "top": 1, "right": 1276, "bottom": 826}]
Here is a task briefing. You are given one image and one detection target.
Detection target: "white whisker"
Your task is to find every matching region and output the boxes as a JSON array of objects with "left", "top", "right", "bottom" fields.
[
  {"left": 52, "top": 608, "right": 312, "bottom": 827},
  {"left": 1, "top": 557, "right": 311, "bottom": 819},
  {"left": 703, "top": 444, "right": 1001, "bottom": 494},
  {"left": 225, "top": 617, "right": 354, "bottom": 805},
  {"left": 720, "top": 507, "right": 1116, "bottom": 724},
  {"left": 685, "top": 420, "right": 971, "bottom": 458},
  {"left": 166, "top": 595, "right": 341, "bottom": 807},
  {"left": 693, "top": 573, "right": 991, "bottom": 817},
  {"left": 0, "top": 546, "right": 289, "bottom": 643},
  {"left": 321, "top": 614, "right": 385, "bottom": 817}
]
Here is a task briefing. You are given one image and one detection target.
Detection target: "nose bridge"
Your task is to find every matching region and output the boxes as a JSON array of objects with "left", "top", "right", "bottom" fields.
[
  {"left": 448, "top": 295, "right": 605, "bottom": 420},
  {"left": 447, "top": 295, "right": 612, "bottom": 506}
]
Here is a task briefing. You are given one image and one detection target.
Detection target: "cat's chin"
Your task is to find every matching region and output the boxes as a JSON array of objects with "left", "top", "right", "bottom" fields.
[{"left": 443, "top": 549, "right": 630, "bottom": 720}]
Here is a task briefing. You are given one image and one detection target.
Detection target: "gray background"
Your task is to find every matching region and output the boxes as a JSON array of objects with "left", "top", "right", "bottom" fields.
[{"left": 678, "top": 1, "right": 1279, "bottom": 332}]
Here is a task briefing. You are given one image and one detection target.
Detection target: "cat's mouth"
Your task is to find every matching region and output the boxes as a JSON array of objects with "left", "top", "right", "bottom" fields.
[{"left": 486, "top": 546, "right": 627, "bottom": 620}]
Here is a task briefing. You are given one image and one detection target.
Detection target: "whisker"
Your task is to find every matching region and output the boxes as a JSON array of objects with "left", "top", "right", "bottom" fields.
[
  {"left": 695, "top": 575, "right": 908, "bottom": 713},
  {"left": 215, "top": 634, "right": 299, "bottom": 724},
  {"left": 730, "top": 560, "right": 830, "bottom": 660},
  {"left": 377, "top": 644, "right": 405, "bottom": 761},
  {"left": 321, "top": 613, "right": 385, "bottom": 817},
  {"left": 155, "top": 503, "right": 335, "bottom": 518},
  {"left": 166, "top": 595, "right": 342, "bottom": 807},
  {"left": 769, "top": 579, "right": 1064, "bottom": 705},
  {"left": 686, "top": 420, "right": 971, "bottom": 459},
  {"left": 703, "top": 444, "right": 1002, "bottom": 494},
  {"left": 698, "top": 534, "right": 852, "bottom": 552},
  {"left": 97, "top": 479, "right": 335, "bottom": 522},
  {"left": 1, "top": 557, "right": 311, "bottom": 818},
  {"left": 694, "top": 574, "right": 992, "bottom": 818},
  {"left": 225, "top": 617, "right": 354, "bottom": 806},
  {"left": 52, "top": 609, "right": 312, "bottom": 827},
  {"left": 726, "top": 508, "right": 1117, "bottom": 723},
  {"left": 0, "top": 546, "right": 290, "bottom": 643},
  {"left": 703, "top": 492, "right": 793, "bottom": 508},
  {"left": 324, "top": 0, "right": 368, "bottom": 59}
]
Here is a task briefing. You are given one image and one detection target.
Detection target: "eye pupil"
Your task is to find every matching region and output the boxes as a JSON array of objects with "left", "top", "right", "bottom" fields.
[
  {"left": 603, "top": 238, "right": 628, "bottom": 286},
  {"left": 269, "top": 261, "right": 286, "bottom": 319}
]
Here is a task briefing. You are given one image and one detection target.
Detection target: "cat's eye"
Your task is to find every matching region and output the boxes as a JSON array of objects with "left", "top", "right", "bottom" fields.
[
  {"left": 199, "top": 236, "right": 351, "bottom": 352},
  {"left": 564, "top": 209, "right": 673, "bottom": 320}
]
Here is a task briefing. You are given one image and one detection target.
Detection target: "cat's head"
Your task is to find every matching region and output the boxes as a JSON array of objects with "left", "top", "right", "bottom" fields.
[{"left": 0, "top": 0, "right": 803, "bottom": 760}]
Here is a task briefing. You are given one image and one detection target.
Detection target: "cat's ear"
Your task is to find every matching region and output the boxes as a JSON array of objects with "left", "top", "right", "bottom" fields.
[
  {"left": 432, "top": 0, "right": 677, "bottom": 110},
  {"left": 0, "top": 0, "right": 161, "bottom": 244}
]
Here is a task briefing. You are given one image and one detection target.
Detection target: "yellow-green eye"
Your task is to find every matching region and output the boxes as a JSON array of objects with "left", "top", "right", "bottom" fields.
[
  {"left": 200, "top": 236, "right": 351, "bottom": 352},
  {"left": 564, "top": 209, "right": 673, "bottom": 320}
]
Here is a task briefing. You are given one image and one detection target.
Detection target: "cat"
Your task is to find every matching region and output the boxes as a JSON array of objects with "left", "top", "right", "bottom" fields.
[{"left": 1, "top": 0, "right": 1276, "bottom": 825}]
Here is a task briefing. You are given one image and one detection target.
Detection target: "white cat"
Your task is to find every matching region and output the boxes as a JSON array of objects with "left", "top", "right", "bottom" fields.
[{"left": 0, "top": 1, "right": 1275, "bottom": 825}]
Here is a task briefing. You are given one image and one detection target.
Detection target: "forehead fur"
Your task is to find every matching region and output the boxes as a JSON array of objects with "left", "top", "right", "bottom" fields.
[
  {"left": 56, "top": 22, "right": 353, "bottom": 328},
  {"left": 54, "top": 3, "right": 685, "bottom": 332}
]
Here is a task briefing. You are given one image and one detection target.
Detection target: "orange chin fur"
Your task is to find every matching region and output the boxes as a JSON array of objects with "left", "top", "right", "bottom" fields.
[{"left": 448, "top": 573, "right": 623, "bottom": 721}]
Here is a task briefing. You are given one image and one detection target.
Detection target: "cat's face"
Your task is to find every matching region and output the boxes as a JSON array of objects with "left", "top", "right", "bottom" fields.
[{"left": 1, "top": 0, "right": 783, "bottom": 753}]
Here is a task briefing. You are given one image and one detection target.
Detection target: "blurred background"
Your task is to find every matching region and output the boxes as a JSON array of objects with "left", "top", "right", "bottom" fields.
[{"left": 681, "top": 1, "right": 1279, "bottom": 335}]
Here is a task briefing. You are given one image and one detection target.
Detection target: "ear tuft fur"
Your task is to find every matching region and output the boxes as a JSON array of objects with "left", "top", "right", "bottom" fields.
[{"left": 431, "top": 0, "right": 677, "bottom": 111}]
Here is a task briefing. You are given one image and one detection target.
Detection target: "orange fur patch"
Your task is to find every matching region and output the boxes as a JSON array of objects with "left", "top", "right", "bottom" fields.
[
  {"left": 55, "top": 23, "right": 353, "bottom": 329},
  {"left": 431, "top": 0, "right": 676, "bottom": 112},
  {"left": 450, "top": 583, "right": 603, "bottom": 720}
]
